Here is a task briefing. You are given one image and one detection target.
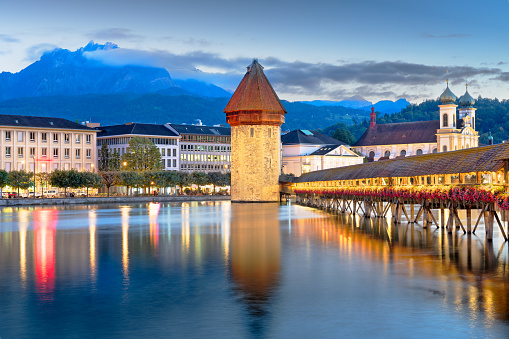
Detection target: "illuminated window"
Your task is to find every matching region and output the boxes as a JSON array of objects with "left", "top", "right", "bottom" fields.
[{"left": 65, "top": 134, "right": 70, "bottom": 143}]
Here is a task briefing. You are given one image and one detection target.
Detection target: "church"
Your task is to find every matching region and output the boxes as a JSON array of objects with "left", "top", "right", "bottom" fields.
[{"left": 352, "top": 82, "right": 479, "bottom": 161}]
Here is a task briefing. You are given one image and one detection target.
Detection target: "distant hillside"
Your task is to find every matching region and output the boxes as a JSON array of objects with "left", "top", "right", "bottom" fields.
[
  {"left": 301, "top": 97, "right": 410, "bottom": 114},
  {"left": 324, "top": 97, "right": 509, "bottom": 144},
  {"left": 0, "top": 94, "right": 369, "bottom": 131}
]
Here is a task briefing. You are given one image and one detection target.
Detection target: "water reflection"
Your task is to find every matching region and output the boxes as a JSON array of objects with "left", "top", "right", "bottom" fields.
[
  {"left": 121, "top": 206, "right": 130, "bottom": 284},
  {"left": 89, "top": 210, "right": 97, "bottom": 285},
  {"left": 230, "top": 204, "right": 281, "bottom": 336},
  {"left": 34, "top": 209, "right": 58, "bottom": 299}
]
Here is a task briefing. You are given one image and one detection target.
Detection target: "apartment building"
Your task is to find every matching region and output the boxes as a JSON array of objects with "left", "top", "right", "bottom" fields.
[
  {"left": 0, "top": 115, "right": 98, "bottom": 173},
  {"left": 96, "top": 123, "right": 180, "bottom": 170},
  {"left": 169, "top": 124, "right": 231, "bottom": 173}
]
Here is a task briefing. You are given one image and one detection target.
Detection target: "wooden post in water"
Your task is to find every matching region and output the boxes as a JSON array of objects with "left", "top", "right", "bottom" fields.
[
  {"left": 466, "top": 209, "right": 472, "bottom": 233},
  {"left": 486, "top": 204, "right": 494, "bottom": 241},
  {"left": 410, "top": 203, "right": 415, "bottom": 223}
]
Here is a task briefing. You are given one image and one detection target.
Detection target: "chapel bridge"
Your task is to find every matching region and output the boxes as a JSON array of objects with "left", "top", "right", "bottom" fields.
[{"left": 287, "top": 142, "right": 509, "bottom": 241}]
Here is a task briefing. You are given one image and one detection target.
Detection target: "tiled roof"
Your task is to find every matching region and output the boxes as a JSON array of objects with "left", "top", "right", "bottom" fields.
[
  {"left": 224, "top": 60, "right": 286, "bottom": 113},
  {"left": 353, "top": 120, "right": 440, "bottom": 147},
  {"left": 169, "top": 124, "right": 231, "bottom": 136},
  {"left": 282, "top": 129, "right": 345, "bottom": 145},
  {"left": 97, "top": 123, "right": 179, "bottom": 137},
  {"left": 298, "top": 143, "right": 509, "bottom": 183},
  {"left": 0, "top": 114, "right": 96, "bottom": 131}
]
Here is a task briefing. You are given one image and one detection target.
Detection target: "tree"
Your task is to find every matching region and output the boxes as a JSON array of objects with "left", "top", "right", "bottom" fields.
[
  {"left": 98, "top": 143, "right": 110, "bottom": 171},
  {"left": 332, "top": 126, "right": 356, "bottom": 145},
  {"left": 122, "top": 136, "right": 163, "bottom": 171},
  {"left": 109, "top": 149, "right": 121, "bottom": 171},
  {"left": 100, "top": 171, "right": 120, "bottom": 197},
  {"left": 118, "top": 171, "right": 143, "bottom": 196},
  {"left": 0, "top": 170, "right": 9, "bottom": 198},
  {"left": 50, "top": 169, "right": 84, "bottom": 195},
  {"left": 176, "top": 172, "right": 191, "bottom": 195},
  {"left": 36, "top": 172, "right": 51, "bottom": 197},
  {"left": 8, "top": 170, "right": 34, "bottom": 196},
  {"left": 207, "top": 172, "right": 223, "bottom": 194},
  {"left": 82, "top": 172, "right": 103, "bottom": 197},
  {"left": 192, "top": 171, "right": 209, "bottom": 194}
]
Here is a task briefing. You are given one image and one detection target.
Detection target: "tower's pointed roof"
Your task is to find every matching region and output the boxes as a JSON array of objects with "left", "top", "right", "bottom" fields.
[
  {"left": 439, "top": 82, "right": 457, "bottom": 104},
  {"left": 459, "top": 85, "right": 475, "bottom": 107},
  {"left": 224, "top": 60, "right": 286, "bottom": 113}
]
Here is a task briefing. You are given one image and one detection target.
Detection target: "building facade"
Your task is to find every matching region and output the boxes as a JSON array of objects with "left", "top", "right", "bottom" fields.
[
  {"left": 353, "top": 83, "right": 479, "bottom": 161},
  {"left": 0, "top": 115, "right": 98, "bottom": 173},
  {"left": 282, "top": 129, "right": 363, "bottom": 176},
  {"left": 224, "top": 60, "right": 286, "bottom": 202},
  {"left": 169, "top": 124, "right": 231, "bottom": 173},
  {"left": 96, "top": 123, "right": 180, "bottom": 171}
]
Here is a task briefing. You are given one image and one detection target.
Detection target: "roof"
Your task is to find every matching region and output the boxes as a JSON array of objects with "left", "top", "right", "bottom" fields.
[
  {"left": 282, "top": 129, "right": 345, "bottom": 146},
  {"left": 169, "top": 124, "right": 231, "bottom": 136},
  {"left": 353, "top": 120, "right": 440, "bottom": 147},
  {"left": 439, "top": 83, "right": 457, "bottom": 104},
  {"left": 0, "top": 114, "right": 96, "bottom": 131},
  {"left": 310, "top": 145, "right": 359, "bottom": 156},
  {"left": 224, "top": 60, "right": 286, "bottom": 113},
  {"left": 298, "top": 143, "right": 509, "bottom": 183},
  {"left": 97, "top": 123, "right": 179, "bottom": 138}
]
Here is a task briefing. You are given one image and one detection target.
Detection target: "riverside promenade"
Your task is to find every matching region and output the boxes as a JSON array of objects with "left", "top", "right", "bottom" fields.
[{"left": 0, "top": 195, "right": 230, "bottom": 207}]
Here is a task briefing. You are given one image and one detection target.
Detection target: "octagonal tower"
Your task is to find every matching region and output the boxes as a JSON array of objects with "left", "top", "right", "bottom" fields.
[{"left": 224, "top": 60, "right": 287, "bottom": 202}]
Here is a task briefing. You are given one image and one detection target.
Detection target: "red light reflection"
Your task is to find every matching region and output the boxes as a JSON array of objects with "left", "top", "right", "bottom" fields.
[{"left": 34, "top": 209, "right": 58, "bottom": 298}]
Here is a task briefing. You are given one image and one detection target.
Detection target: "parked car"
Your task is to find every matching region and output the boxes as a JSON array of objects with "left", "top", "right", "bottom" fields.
[
  {"left": 43, "top": 190, "right": 59, "bottom": 198},
  {"left": 6, "top": 192, "right": 18, "bottom": 199},
  {"left": 20, "top": 192, "right": 42, "bottom": 198}
]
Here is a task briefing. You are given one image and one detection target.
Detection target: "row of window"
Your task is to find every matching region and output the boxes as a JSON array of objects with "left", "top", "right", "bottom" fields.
[
  {"left": 4, "top": 162, "right": 93, "bottom": 172},
  {"left": 98, "top": 137, "right": 178, "bottom": 146},
  {"left": 180, "top": 164, "right": 230, "bottom": 170},
  {"left": 4, "top": 131, "right": 92, "bottom": 144},
  {"left": 181, "top": 135, "right": 230, "bottom": 143},
  {"left": 4, "top": 147, "right": 91, "bottom": 159},
  {"left": 180, "top": 154, "right": 231, "bottom": 162},
  {"left": 161, "top": 148, "right": 177, "bottom": 157},
  {"left": 181, "top": 144, "right": 231, "bottom": 152},
  {"left": 442, "top": 113, "right": 476, "bottom": 129},
  {"left": 164, "top": 159, "right": 178, "bottom": 168}
]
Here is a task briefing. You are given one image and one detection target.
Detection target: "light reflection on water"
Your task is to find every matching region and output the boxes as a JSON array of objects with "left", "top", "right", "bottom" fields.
[{"left": 0, "top": 202, "right": 508, "bottom": 338}]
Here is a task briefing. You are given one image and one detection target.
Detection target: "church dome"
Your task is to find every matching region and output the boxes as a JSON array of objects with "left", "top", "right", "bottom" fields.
[
  {"left": 439, "top": 83, "right": 457, "bottom": 104},
  {"left": 459, "top": 87, "right": 475, "bottom": 107}
]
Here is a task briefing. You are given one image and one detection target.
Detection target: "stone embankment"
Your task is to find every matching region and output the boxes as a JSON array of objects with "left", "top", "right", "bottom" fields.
[{"left": 0, "top": 195, "right": 230, "bottom": 207}]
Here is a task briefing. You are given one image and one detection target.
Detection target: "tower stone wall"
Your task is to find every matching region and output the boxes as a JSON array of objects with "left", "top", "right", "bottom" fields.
[{"left": 231, "top": 125, "right": 281, "bottom": 202}]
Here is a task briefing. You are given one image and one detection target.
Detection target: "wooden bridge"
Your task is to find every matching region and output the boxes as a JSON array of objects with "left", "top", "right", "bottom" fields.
[{"left": 291, "top": 143, "right": 509, "bottom": 241}]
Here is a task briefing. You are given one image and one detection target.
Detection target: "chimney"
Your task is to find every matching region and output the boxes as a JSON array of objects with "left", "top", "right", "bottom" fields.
[{"left": 370, "top": 107, "right": 376, "bottom": 127}]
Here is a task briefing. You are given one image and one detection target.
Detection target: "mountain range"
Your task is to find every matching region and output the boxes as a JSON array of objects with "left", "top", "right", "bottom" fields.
[
  {"left": 301, "top": 97, "right": 410, "bottom": 114},
  {"left": 0, "top": 41, "right": 403, "bottom": 131}
]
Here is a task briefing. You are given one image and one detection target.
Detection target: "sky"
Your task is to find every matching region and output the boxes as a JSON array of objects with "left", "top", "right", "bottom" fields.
[{"left": 1, "top": 0, "right": 509, "bottom": 103}]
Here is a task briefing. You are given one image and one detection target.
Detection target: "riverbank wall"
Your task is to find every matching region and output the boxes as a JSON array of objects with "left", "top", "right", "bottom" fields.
[{"left": 0, "top": 195, "right": 230, "bottom": 207}]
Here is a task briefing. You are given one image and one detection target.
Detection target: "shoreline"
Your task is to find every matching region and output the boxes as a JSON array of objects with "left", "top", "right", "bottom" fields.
[{"left": 0, "top": 195, "right": 231, "bottom": 207}]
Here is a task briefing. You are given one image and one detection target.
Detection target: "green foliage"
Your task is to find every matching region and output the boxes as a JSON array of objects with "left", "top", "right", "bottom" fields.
[
  {"left": 50, "top": 169, "right": 84, "bottom": 193},
  {"left": 109, "top": 149, "right": 121, "bottom": 171},
  {"left": 0, "top": 170, "right": 9, "bottom": 188},
  {"left": 118, "top": 171, "right": 143, "bottom": 195},
  {"left": 122, "top": 136, "right": 163, "bottom": 171},
  {"left": 331, "top": 126, "right": 356, "bottom": 145},
  {"left": 175, "top": 172, "right": 191, "bottom": 195},
  {"left": 8, "top": 170, "right": 33, "bottom": 194},
  {"left": 99, "top": 171, "right": 120, "bottom": 197},
  {"left": 98, "top": 143, "right": 110, "bottom": 171}
]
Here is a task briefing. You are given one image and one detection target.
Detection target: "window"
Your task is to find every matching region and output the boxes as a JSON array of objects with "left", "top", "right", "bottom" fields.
[
  {"left": 5, "top": 147, "right": 11, "bottom": 157},
  {"left": 5, "top": 131, "right": 11, "bottom": 141},
  {"left": 472, "top": 117, "right": 475, "bottom": 129},
  {"left": 161, "top": 148, "right": 165, "bottom": 156},
  {"left": 400, "top": 150, "right": 406, "bottom": 157},
  {"left": 443, "top": 145, "right": 447, "bottom": 152},
  {"left": 268, "top": 128, "right": 272, "bottom": 138},
  {"left": 86, "top": 134, "right": 91, "bottom": 144},
  {"left": 368, "top": 151, "right": 375, "bottom": 159},
  {"left": 250, "top": 128, "right": 254, "bottom": 137},
  {"left": 53, "top": 148, "right": 58, "bottom": 158},
  {"left": 53, "top": 133, "right": 58, "bottom": 142},
  {"left": 30, "top": 132, "right": 36, "bottom": 141},
  {"left": 86, "top": 149, "right": 91, "bottom": 158},
  {"left": 173, "top": 159, "right": 176, "bottom": 168},
  {"left": 41, "top": 148, "right": 47, "bottom": 157},
  {"left": 384, "top": 150, "right": 390, "bottom": 158},
  {"left": 42, "top": 133, "right": 47, "bottom": 142},
  {"left": 173, "top": 149, "right": 176, "bottom": 157},
  {"left": 75, "top": 134, "right": 81, "bottom": 143},
  {"left": 443, "top": 114, "right": 448, "bottom": 127},
  {"left": 416, "top": 149, "right": 423, "bottom": 155},
  {"left": 65, "top": 149, "right": 70, "bottom": 158},
  {"left": 167, "top": 159, "right": 171, "bottom": 167},
  {"left": 76, "top": 149, "right": 81, "bottom": 158},
  {"left": 30, "top": 148, "right": 35, "bottom": 157},
  {"left": 17, "top": 147, "right": 23, "bottom": 157},
  {"left": 432, "top": 148, "right": 438, "bottom": 154},
  {"left": 65, "top": 134, "right": 70, "bottom": 143},
  {"left": 17, "top": 132, "right": 23, "bottom": 142}
]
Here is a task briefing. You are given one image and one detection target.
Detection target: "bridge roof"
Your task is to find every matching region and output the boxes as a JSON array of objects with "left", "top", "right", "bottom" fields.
[{"left": 298, "top": 143, "right": 509, "bottom": 183}]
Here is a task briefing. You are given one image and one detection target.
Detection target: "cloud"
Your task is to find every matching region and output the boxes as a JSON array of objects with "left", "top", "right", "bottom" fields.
[
  {"left": 421, "top": 33, "right": 471, "bottom": 39},
  {"left": 0, "top": 34, "right": 19, "bottom": 43},
  {"left": 90, "top": 28, "right": 143, "bottom": 41},
  {"left": 82, "top": 47, "right": 506, "bottom": 100},
  {"left": 24, "top": 43, "right": 58, "bottom": 61}
]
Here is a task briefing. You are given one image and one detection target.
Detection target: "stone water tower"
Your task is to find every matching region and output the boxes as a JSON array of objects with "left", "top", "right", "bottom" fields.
[{"left": 224, "top": 60, "right": 287, "bottom": 202}]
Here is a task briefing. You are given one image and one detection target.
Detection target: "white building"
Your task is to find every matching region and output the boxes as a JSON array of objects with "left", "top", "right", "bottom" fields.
[
  {"left": 353, "top": 83, "right": 479, "bottom": 161},
  {"left": 282, "top": 129, "right": 363, "bottom": 176},
  {"left": 0, "top": 114, "right": 98, "bottom": 173},
  {"left": 96, "top": 123, "right": 180, "bottom": 170}
]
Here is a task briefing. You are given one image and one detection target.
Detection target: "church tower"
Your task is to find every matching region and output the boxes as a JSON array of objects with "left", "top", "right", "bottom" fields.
[
  {"left": 224, "top": 60, "right": 287, "bottom": 202},
  {"left": 436, "top": 80, "right": 457, "bottom": 152}
]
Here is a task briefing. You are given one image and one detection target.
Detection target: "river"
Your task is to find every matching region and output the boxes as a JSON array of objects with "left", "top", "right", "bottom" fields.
[{"left": 0, "top": 201, "right": 508, "bottom": 338}]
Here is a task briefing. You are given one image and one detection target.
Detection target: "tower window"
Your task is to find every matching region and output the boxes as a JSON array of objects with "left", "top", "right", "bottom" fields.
[
  {"left": 443, "top": 114, "right": 448, "bottom": 127},
  {"left": 268, "top": 128, "right": 271, "bottom": 138},
  {"left": 250, "top": 128, "right": 254, "bottom": 137},
  {"left": 443, "top": 145, "right": 447, "bottom": 152}
]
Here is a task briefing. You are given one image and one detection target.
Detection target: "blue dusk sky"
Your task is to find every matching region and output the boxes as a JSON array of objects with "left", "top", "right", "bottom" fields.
[{"left": 1, "top": 0, "right": 509, "bottom": 103}]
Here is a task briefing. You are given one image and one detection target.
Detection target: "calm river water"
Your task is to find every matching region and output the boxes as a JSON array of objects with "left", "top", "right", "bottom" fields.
[{"left": 0, "top": 201, "right": 508, "bottom": 338}]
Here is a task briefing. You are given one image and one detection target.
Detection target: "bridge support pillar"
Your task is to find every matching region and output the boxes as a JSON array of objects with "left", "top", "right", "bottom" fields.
[{"left": 466, "top": 209, "right": 472, "bottom": 233}]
